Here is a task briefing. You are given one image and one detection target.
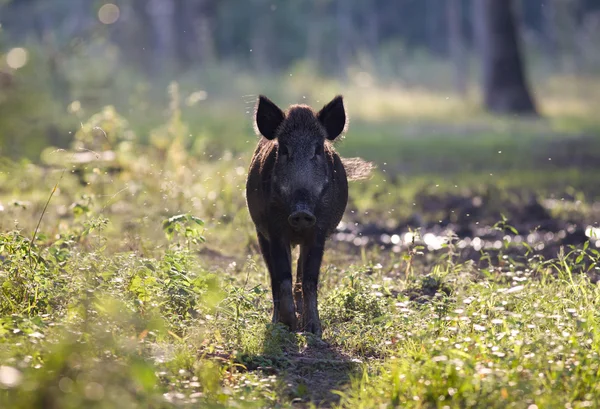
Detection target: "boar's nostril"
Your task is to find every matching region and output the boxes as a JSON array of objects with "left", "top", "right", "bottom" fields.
[{"left": 288, "top": 211, "right": 316, "bottom": 229}]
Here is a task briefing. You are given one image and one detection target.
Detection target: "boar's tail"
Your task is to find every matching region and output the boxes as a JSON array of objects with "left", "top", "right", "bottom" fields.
[{"left": 341, "top": 157, "right": 375, "bottom": 181}]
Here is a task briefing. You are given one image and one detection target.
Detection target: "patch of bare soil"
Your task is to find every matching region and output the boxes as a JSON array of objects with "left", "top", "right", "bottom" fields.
[
  {"left": 209, "top": 333, "right": 362, "bottom": 408},
  {"left": 279, "top": 340, "right": 362, "bottom": 407},
  {"left": 333, "top": 191, "right": 600, "bottom": 268}
]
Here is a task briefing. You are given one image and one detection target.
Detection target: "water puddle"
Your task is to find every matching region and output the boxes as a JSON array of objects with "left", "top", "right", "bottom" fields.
[{"left": 333, "top": 195, "right": 600, "bottom": 262}]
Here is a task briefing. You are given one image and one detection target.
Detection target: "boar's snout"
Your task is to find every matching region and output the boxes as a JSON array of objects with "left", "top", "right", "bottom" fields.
[
  {"left": 286, "top": 190, "right": 317, "bottom": 230},
  {"left": 288, "top": 208, "right": 316, "bottom": 230}
]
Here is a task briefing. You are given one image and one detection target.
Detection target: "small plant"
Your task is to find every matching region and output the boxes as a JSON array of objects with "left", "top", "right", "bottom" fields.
[
  {"left": 491, "top": 213, "right": 519, "bottom": 235},
  {"left": 402, "top": 227, "right": 424, "bottom": 279},
  {"left": 162, "top": 213, "right": 206, "bottom": 249}
]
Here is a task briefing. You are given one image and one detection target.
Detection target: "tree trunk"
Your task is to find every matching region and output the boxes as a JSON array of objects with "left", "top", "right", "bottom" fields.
[
  {"left": 174, "top": 0, "right": 215, "bottom": 70},
  {"left": 365, "top": 3, "right": 379, "bottom": 58},
  {"left": 307, "top": 0, "right": 325, "bottom": 69},
  {"left": 251, "top": 16, "right": 271, "bottom": 73},
  {"left": 146, "top": 0, "right": 176, "bottom": 75},
  {"left": 194, "top": 0, "right": 216, "bottom": 67},
  {"left": 130, "top": 0, "right": 155, "bottom": 73},
  {"left": 447, "top": 0, "right": 467, "bottom": 96},
  {"left": 425, "top": 0, "right": 441, "bottom": 53},
  {"left": 542, "top": 0, "right": 559, "bottom": 63},
  {"left": 336, "top": 0, "right": 352, "bottom": 81},
  {"left": 473, "top": 0, "right": 537, "bottom": 115},
  {"left": 174, "top": 0, "right": 191, "bottom": 70}
]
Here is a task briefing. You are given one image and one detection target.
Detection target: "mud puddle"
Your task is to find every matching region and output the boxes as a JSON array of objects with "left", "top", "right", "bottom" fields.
[{"left": 333, "top": 192, "right": 600, "bottom": 264}]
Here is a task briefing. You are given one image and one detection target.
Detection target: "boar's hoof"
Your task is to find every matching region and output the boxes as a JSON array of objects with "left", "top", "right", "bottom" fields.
[
  {"left": 272, "top": 309, "right": 296, "bottom": 332},
  {"left": 294, "top": 284, "right": 304, "bottom": 323},
  {"left": 303, "top": 319, "right": 322, "bottom": 338},
  {"left": 272, "top": 289, "right": 296, "bottom": 331}
]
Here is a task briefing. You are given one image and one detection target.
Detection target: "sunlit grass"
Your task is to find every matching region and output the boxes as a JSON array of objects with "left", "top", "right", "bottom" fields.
[
  {"left": 1, "top": 74, "right": 600, "bottom": 407},
  {"left": 2, "top": 207, "right": 599, "bottom": 407}
]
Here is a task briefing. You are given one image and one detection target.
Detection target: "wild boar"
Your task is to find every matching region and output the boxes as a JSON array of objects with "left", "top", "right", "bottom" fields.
[{"left": 245, "top": 94, "right": 372, "bottom": 337}]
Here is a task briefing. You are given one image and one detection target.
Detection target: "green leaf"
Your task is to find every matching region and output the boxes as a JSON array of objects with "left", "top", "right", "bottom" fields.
[{"left": 190, "top": 215, "right": 204, "bottom": 226}]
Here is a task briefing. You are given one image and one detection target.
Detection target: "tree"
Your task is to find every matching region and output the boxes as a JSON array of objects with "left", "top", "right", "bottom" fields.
[
  {"left": 174, "top": 0, "right": 216, "bottom": 70},
  {"left": 336, "top": 0, "right": 352, "bottom": 80},
  {"left": 146, "top": 0, "right": 176, "bottom": 75},
  {"left": 473, "top": 0, "right": 537, "bottom": 115},
  {"left": 447, "top": 0, "right": 467, "bottom": 96}
]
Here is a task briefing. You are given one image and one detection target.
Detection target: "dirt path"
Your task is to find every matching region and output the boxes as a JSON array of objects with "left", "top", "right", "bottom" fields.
[{"left": 276, "top": 340, "right": 362, "bottom": 407}]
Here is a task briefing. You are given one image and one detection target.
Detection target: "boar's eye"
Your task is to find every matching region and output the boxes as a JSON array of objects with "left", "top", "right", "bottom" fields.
[
  {"left": 313, "top": 144, "right": 323, "bottom": 158},
  {"left": 278, "top": 144, "right": 289, "bottom": 159}
]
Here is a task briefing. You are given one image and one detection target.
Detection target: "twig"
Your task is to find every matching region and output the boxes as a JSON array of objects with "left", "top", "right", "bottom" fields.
[{"left": 28, "top": 164, "right": 67, "bottom": 274}]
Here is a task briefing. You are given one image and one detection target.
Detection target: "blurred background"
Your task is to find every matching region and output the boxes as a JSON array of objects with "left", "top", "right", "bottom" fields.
[
  {"left": 1, "top": 0, "right": 600, "bottom": 160},
  {"left": 2, "top": 3, "right": 600, "bottom": 407},
  {"left": 3, "top": 0, "right": 600, "bottom": 253}
]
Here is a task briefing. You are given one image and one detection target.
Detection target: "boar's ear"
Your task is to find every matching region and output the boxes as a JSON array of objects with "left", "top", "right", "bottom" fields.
[
  {"left": 255, "top": 95, "right": 285, "bottom": 140},
  {"left": 317, "top": 95, "right": 347, "bottom": 140}
]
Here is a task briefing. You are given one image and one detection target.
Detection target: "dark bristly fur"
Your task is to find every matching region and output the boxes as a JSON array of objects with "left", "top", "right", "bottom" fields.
[{"left": 245, "top": 95, "right": 373, "bottom": 336}]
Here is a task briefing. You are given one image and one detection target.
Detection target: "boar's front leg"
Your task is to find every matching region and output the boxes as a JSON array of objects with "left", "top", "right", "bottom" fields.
[
  {"left": 260, "top": 233, "right": 296, "bottom": 331},
  {"left": 294, "top": 250, "right": 305, "bottom": 325},
  {"left": 301, "top": 235, "right": 326, "bottom": 337}
]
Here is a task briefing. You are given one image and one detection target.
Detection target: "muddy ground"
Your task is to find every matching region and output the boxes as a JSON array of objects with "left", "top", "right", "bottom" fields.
[{"left": 334, "top": 189, "right": 600, "bottom": 272}]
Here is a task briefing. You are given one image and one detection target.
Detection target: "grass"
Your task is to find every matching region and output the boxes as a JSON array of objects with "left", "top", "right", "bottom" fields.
[
  {"left": 1, "top": 209, "right": 600, "bottom": 408},
  {"left": 1, "top": 73, "right": 600, "bottom": 408}
]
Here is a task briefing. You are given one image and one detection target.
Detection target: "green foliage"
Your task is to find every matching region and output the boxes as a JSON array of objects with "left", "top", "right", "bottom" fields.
[
  {"left": 162, "top": 213, "right": 206, "bottom": 248},
  {"left": 1, "top": 78, "right": 600, "bottom": 408},
  {"left": 321, "top": 276, "right": 388, "bottom": 325},
  {"left": 72, "top": 105, "right": 135, "bottom": 151},
  {"left": 0, "top": 44, "right": 76, "bottom": 159},
  {"left": 0, "top": 218, "right": 233, "bottom": 407},
  {"left": 333, "top": 273, "right": 600, "bottom": 409}
]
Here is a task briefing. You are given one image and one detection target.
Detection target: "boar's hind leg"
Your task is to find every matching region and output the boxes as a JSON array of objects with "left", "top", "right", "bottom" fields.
[
  {"left": 258, "top": 232, "right": 296, "bottom": 331},
  {"left": 301, "top": 237, "right": 326, "bottom": 337},
  {"left": 256, "top": 231, "right": 275, "bottom": 299},
  {"left": 294, "top": 250, "right": 305, "bottom": 327}
]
